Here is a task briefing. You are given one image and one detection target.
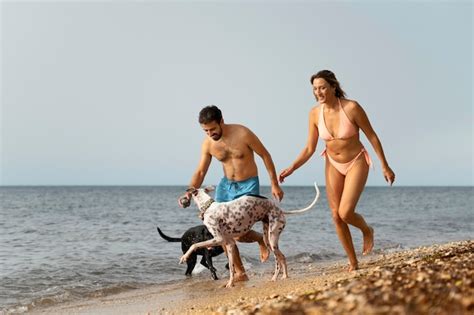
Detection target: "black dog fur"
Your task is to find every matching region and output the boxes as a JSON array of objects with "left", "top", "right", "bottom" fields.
[{"left": 157, "top": 225, "right": 225, "bottom": 280}]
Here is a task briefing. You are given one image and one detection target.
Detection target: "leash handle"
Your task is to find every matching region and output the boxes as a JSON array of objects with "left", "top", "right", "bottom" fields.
[{"left": 178, "top": 195, "right": 191, "bottom": 208}]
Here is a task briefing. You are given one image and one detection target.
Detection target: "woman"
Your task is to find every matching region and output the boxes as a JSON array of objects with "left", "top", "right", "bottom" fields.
[{"left": 279, "top": 70, "right": 395, "bottom": 271}]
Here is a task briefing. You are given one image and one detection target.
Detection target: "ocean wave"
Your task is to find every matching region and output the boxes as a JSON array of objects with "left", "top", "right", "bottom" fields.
[
  {"left": 288, "top": 251, "right": 343, "bottom": 263},
  {"left": 0, "top": 283, "right": 143, "bottom": 315}
]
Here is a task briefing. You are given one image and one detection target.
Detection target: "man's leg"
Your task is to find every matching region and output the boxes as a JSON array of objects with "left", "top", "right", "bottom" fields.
[
  {"left": 236, "top": 230, "right": 270, "bottom": 262},
  {"left": 217, "top": 177, "right": 268, "bottom": 280},
  {"left": 215, "top": 178, "right": 250, "bottom": 281},
  {"left": 230, "top": 245, "right": 249, "bottom": 281},
  {"left": 233, "top": 177, "right": 270, "bottom": 262}
]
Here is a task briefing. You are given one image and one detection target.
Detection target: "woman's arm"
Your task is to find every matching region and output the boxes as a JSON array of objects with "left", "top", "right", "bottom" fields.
[
  {"left": 353, "top": 102, "right": 395, "bottom": 185},
  {"left": 279, "top": 107, "right": 319, "bottom": 183}
]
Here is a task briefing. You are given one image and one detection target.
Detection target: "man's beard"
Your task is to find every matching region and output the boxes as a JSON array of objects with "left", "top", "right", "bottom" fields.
[{"left": 211, "top": 133, "right": 222, "bottom": 141}]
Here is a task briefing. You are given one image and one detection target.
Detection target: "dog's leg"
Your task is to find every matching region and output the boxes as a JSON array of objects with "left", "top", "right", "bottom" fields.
[
  {"left": 273, "top": 247, "right": 287, "bottom": 280},
  {"left": 224, "top": 240, "right": 237, "bottom": 288},
  {"left": 270, "top": 231, "right": 281, "bottom": 281},
  {"left": 185, "top": 253, "right": 197, "bottom": 277},
  {"left": 262, "top": 222, "right": 270, "bottom": 251},
  {"left": 269, "top": 219, "right": 287, "bottom": 281},
  {"left": 199, "top": 255, "right": 209, "bottom": 268},
  {"left": 180, "top": 238, "right": 223, "bottom": 264},
  {"left": 201, "top": 250, "right": 219, "bottom": 280}
]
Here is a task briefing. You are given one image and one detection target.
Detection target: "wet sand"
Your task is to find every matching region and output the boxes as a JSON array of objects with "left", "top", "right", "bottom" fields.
[{"left": 30, "top": 240, "right": 473, "bottom": 315}]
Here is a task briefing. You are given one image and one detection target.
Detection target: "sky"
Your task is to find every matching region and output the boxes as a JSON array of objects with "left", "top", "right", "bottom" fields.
[{"left": 1, "top": 0, "right": 472, "bottom": 186}]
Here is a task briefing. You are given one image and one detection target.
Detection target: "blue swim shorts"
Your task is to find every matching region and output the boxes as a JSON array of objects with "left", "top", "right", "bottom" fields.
[{"left": 215, "top": 176, "right": 260, "bottom": 202}]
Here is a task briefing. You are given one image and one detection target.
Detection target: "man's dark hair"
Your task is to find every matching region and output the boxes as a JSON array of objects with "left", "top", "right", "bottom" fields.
[{"left": 199, "top": 105, "right": 223, "bottom": 124}]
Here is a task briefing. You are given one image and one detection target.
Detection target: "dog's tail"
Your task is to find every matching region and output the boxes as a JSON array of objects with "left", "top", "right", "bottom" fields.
[
  {"left": 283, "top": 182, "right": 320, "bottom": 215},
  {"left": 157, "top": 227, "right": 182, "bottom": 242}
]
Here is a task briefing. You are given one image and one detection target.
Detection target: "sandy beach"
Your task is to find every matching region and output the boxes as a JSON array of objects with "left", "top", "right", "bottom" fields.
[{"left": 28, "top": 240, "right": 473, "bottom": 315}]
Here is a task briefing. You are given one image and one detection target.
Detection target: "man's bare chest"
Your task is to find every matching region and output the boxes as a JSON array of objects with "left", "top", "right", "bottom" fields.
[{"left": 210, "top": 143, "right": 249, "bottom": 162}]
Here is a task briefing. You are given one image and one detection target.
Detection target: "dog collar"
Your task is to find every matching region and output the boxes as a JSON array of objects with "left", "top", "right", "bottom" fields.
[{"left": 199, "top": 199, "right": 215, "bottom": 219}]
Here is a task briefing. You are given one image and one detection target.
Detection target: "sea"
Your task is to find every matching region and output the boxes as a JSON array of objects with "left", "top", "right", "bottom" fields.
[{"left": 1, "top": 186, "right": 472, "bottom": 313}]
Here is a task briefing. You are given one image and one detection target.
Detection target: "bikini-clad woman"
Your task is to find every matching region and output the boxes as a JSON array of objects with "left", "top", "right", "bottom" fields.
[{"left": 279, "top": 70, "right": 395, "bottom": 271}]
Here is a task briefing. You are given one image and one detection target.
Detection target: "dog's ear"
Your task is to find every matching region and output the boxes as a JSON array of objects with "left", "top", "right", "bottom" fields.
[{"left": 204, "top": 186, "right": 215, "bottom": 193}]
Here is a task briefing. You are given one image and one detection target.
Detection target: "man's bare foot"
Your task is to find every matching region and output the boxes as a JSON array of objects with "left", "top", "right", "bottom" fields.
[
  {"left": 258, "top": 241, "right": 270, "bottom": 262},
  {"left": 219, "top": 280, "right": 235, "bottom": 288},
  {"left": 233, "top": 273, "right": 249, "bottom": 282},
  {"left": 363, "top": 225, "right": 374, "bottom": 255},
  {"left": 348, "top": 263, "right": 359, "bottom": 272}
]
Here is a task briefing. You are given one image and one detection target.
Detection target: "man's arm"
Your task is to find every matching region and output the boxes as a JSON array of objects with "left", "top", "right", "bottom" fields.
[
  {"left": 179, "top": 140, "right": 212, "bottom": 207},
  {"left": 247, "top": 129, "right": 284, "bottom": 201},
  {"left": 189, "top": 140, "right": 212, "bottom": 189}
]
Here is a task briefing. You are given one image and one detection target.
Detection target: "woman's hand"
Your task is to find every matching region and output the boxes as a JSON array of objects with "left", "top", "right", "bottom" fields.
[
  {"left": 382, "top": 166, "right": 395, "bottom": 186},
  {"left": 278, "top": 167, "right": 295, "bottom": 183}
]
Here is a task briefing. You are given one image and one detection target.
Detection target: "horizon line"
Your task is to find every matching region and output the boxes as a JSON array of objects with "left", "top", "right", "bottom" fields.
[{"left": 1, "top": 184, "right": 472, "bottom": 188}]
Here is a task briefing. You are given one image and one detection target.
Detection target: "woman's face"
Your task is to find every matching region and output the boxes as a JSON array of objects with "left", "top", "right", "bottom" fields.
[{"left": 312, "top": 78, "right": 335, "bottom": 103}]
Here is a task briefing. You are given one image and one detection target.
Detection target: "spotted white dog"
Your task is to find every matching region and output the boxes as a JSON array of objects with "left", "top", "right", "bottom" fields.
[{"left": 179, "top": 182, "right": 320, "bottom": 288}]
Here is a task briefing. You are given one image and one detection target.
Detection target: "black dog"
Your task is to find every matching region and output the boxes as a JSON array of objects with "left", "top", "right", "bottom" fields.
[{"left": 157, "top": 225, "right": 225, "bottom": 280}]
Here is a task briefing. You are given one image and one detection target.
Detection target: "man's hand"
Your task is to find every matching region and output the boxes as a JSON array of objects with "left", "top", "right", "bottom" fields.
[
  {"left": 178, "top": 192, "right": 191, "bottom": 208},
  {"left": 271, "top": 184, "right": 284, "bottom": 202}
]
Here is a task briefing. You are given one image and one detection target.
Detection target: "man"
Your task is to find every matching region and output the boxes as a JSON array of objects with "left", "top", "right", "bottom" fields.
[{"left": 179, "top": 105, "right": 284, "bottom": 281}]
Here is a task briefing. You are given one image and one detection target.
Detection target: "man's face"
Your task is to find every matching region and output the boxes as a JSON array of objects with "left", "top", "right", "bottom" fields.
[{"left": 201, "top": 120, "right": 223, "bottom": 141}]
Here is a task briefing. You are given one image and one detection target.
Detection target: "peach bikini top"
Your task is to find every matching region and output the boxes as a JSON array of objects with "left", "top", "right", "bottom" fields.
[{"left": 318, "top": 99, "right": 358, "bottom": 141}]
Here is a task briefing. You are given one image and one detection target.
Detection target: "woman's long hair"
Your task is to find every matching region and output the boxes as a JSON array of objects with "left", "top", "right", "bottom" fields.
[{"left": 310, "top": 70, "right": 347, "bottom": 98}]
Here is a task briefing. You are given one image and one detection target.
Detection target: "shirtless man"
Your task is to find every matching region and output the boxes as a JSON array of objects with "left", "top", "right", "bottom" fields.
[{"left": 179, "top": 105, "right": 284, "bottom": 281}]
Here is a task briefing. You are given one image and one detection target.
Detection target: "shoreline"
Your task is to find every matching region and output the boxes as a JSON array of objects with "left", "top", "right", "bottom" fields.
[{"left": 26, "top": 240, "right": 473, "bottom": 315}]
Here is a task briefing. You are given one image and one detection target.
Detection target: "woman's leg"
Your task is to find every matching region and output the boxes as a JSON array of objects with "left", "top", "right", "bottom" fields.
[
  {"left": 338, "top": 155, "right": 373, "bottom": 255},
  {"left": 325, "top": 159, "right": 358, "bottom": 270}
]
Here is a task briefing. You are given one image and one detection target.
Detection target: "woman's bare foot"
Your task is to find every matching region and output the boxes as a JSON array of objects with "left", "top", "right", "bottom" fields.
[{"left": 363, "top": 225, "right": 374, "bottom": 255}]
